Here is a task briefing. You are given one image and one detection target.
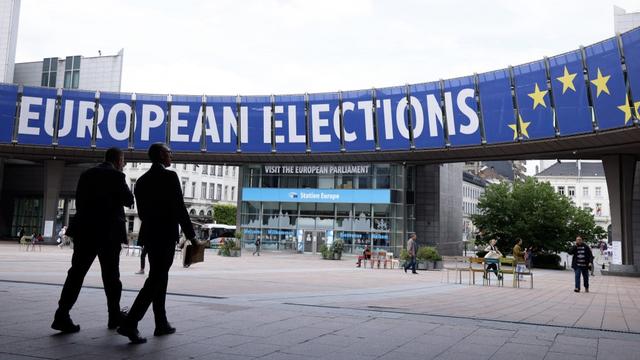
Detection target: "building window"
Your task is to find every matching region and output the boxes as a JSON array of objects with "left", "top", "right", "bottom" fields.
[
  {"left": 41, "top": 57, "right": 58, "bottom": 87},
  {"left": 131, "top": 162, "right": 137, "bottom": 168},
  {"left": 209, "top": 165, "right": 214, "bottom": 175},
  {"left": 595, "top": 187, "right": 602, "bottom": 197},
  {"left": 582, "top": 187, "right": 588, "bottom": 197},
  {"left": 596, "top": 203, "right": 603, "bottom": 216},
  {"left": 231, "top": 186, "right": 235, "bottom": 201},
  {"left": 201, "top": 183, "right": 207, "bottom": 199},
  {"left": 224, "top": 185, "right": 228, "bottom": 201},
  {"left": 191, "top": 182, "right": 196, "bottom": 198},
  {"left": 202, "top": 164, "right": 207, "bottom": 174},
  {"left": 225, "top": 166, "right": 229, "bottom": 176},
  {"left": 583, "top": 203, "right": 590, "bottom": 210},
  {"left": 209, "top": 183, "right": 214, "bottom": 200},
  {"left": 183, "top": 163, "right": 187, "bottom": 170},
  {"left": 217, "top": 165, "right": 223, "bottom": 177},
  {"left": 63, "top": 55, "right": 81, "bottom": 89},
  {"left": 216, "top": 184, "right": 222, "bottom": 200},
  {"left": 128, "top": 216, "right": 134, "bottom": 233},
  {"left": 181, "top": 178, "right": 187, "bottom": 195},
  {"left": 568, "top": 186, "right": 575, "bottom": 197},
  {"left": 232, "top": 167, "right": 236, "bottom": 177},
  {"left": 557, "top": 186, "right": 565, "bottom": 195},
  {"left": 193, "top": 164, "right": 197, "bottom": 171}
]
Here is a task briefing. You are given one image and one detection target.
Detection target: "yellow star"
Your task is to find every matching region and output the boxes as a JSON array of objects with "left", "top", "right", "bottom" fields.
[
  {"left": 508, "top": 114, "right": 531, "bottom": 140},
  {"left": 556, "top": 66, "right": 577, "bottom": 94},
  {"left": 527, "top": 83, "right": 548, "bottom": 109},
  {"left": 618, "top": 97, "right": 633, "bottom": 125},
  {"left": 635, "top": 101, "right": 640, "bottom": 118},
  {"left": 590, "top": 68, "right": 610, "bottom": 97}
]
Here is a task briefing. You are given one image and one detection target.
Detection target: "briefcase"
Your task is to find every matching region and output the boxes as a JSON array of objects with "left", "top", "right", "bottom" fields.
[{"left": 183, "top": 242, "right": 205, "bottom": 267}]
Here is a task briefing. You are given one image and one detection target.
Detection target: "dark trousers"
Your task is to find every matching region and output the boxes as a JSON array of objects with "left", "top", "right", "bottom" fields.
[
  {"left": 140, "top": 246, "right": 147, "bottom": 269},
  {"left": 57, "top": 241, "right": 122, "bottom": 316},
  {"left": 126, "top": 243, "right": 175, "bottom": 326},
  {"left": 486, "top": 263, "right": 498, "bottom": 276},
  {"left": 574, "top": 267, "right": 589, "bottom": 290},
  {"left": 404, "top": 256, "right": 417, "bottom": 273}
]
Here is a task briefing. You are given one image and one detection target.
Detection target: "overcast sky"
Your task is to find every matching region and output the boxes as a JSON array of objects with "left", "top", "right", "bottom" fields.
[{"left": 15, "top": 0, "right": 640, "bottom": 96}]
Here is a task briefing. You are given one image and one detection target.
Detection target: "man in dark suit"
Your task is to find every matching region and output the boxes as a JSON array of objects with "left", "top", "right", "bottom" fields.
[
  {"left": 118, "top": 143, "right": 195, "bottom": 344},
  {"left": 52, "top": 147, "right": 134, "bottom": 333}
]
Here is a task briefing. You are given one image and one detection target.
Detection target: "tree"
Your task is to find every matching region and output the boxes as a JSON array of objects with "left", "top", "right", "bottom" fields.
[
  {"left": 213, "top": 204, "right": 237, "bottom": 225},
  {"left": 470, "top": 177, "right": 606, "bottom": 254}
]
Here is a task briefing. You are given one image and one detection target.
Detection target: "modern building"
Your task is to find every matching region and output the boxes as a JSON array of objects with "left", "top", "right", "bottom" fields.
[
  {"left": 123, "top": 162, "right": 238, "bottom": 235},
  {"left": 614, "top": 5, "right": 640, "bottom": 33},
  {"left": 237, "top": 163, "right": 463, "bottom": 257},
  {"left": 0, "top": 0, "right": 19, "bottom": 83},
  {"left": 462, "top": 171, "right": 487, "bottom": 244},
  {"left": 13, "top": 50, "right": 124, "bottom": 92},
  {"left": 535, "top": 161, "right": 611, "bottom": 231}
]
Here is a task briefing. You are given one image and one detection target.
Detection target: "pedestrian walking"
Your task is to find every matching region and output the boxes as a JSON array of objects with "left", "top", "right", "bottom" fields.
[
  {"left": 136, "top": 245, "right": 147, "bottom": 275},
  {"left": 568, "top": 236, "right": 593, "bottom": 293},
  {"left": 117, "top": 143, "right": 196, "bottom": 344},
  {"left": 403, "top": 233, "right": 418, "bottom": 274},
  {"left": 253, "top": 237, "right": 261, "bottom": 256},
  {"left": 51, "top": 147, "right": 133, "bottom": 333}
]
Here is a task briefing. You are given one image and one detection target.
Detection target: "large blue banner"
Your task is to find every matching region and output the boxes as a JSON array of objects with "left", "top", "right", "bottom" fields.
[
  {"left": 341, "top": 89, "right": 376, "bottom": 152},
  {"left": 442, "top": 76, "right": 481, "bottom": 146},
  {"left": 57, "top": 89, "right": 97, "bottom": 148},
  {"left": 242, "top": 187, "right": 391, "bottom": 204},
  {"left": 585, "top": 38, "right": 629, "bottom": 129},
  {"left": 273, "top": 94, "right": 307, "bottom": 153},
  {"left": 410, "top": 82, "right": 446, "bottom": 149},
  {"left": 95, "top": 91, "right": 132, "bottom": 149},
  {"left": 133, "top": 93, "right": 167, "bottom": 150},
  {"left": 169, "top": 95, "right": 203, "bottom": 152},
  {"left": 376, "top": 86, "right": 410, "bottom": 150},
  {"left": 16, "top": 86, "right": 57, "bottom": 146},
  {"left": 204, "top": 95, "right": 239, "bottom": 153},
  {"left": 242, "top": 96, "right": 272, "bottom": 153},
  {"left": 478, "top": 69, "right": 517, "bottom": 144},
  {"left": 548, "top": 50, "right": 593, "bottom": 135},
  {"left": 308, "top": 92, "right": 341, "bottom": 152},
  {"left": 0, "top": 84, "right": 17, "bottom": 144},
  {"left": 621, "top": 28, "right": 640, "bottom": 121},
  {"left": 512, "top": 60, "right": 556, "bottom": 140}
]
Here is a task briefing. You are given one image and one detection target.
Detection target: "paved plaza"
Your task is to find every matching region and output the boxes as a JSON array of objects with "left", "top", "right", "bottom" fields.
[{"left": 1, "top": 243, "right": 640, "bottom": 359}]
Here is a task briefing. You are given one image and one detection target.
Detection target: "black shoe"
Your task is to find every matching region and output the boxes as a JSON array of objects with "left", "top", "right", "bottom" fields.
[
  {"left": 404, "top": 267, "right": 407, "bottom": 273},
  {"left": 108, "top": 309, "right": 128, "bottom": 330},
  {"left": 51, "top": 317, "right": 80, "bottom": 333},
  {"left": 412, "top": 271, "right": 418, "bottom": 274},
  {"left": 117, "top": 325, "right": 147, "bottom": 344},
  {"left": 574, "top": 288, "right": 580, "bottom": 293},
  {"left": 154, "top": 323, "right": 176, "bottom": 336},
  {"left": 585, "top": 288, "right": 589, "bottom": 293}
]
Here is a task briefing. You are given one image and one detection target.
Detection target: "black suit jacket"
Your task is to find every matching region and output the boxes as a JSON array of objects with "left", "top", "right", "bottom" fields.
[
  {"left": 135, "top": 163, "right": 195, "bottom": 247},
  {"left": 68, "top": 162, "right": 134, "bottom": 244}
]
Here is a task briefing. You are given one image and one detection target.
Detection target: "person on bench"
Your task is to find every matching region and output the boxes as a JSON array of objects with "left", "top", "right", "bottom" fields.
[{"left": 356, "top": 245, "right": 372, "bottom": 267}]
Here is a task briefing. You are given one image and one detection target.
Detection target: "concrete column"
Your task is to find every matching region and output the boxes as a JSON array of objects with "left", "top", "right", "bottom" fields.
[
  {"left": 42, "top": 160, "right": 65, "bottom": 241},
  {"left": 602, "top": 155, "right": 636, "bottom": 268},
  {"left": 0, "top": 158, "right": 5, "bottom": 197}
]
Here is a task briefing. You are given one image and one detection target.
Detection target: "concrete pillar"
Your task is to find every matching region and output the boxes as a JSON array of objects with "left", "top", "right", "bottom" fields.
[
  {"left": 42, "top": 160, "right": 65, "bottom": 241},
  {"left": 0, "top": 158, "right": 5, "bottom": 197},
  {"left": 602, "top": 155, "right": 636, "bottom": 269}
]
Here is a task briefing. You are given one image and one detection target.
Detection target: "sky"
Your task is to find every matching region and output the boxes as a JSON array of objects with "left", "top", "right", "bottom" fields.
[{"left": 14, "top": 0, "right": 640, "bottom": 96}]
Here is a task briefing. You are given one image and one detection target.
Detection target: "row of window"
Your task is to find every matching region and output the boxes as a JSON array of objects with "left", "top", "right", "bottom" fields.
[
  {"left": 462, "top": 201, "right": 479, "bottom": 215},
  {"left": 41, "top": 56, "right": 81, "bottom": 89},
  {"left": 463, "top": 185, "right": 483, "bottom": 200},
  {"left": 557, "top": 185, "right": 603, "bottom": 198},
  {"left": 582, "top": 203, "right": 605, "bottom": 216},
  {"left": 128, "top": 162, "right": 237, "bottom": 177},
  {"left": 182, "top": 180, "right": 235, "bottom": 201}
]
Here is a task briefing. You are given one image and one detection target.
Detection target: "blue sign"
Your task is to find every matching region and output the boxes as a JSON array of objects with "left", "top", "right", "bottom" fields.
[
  {"left": 308, "top": 92, "right": 341, "bottom": 152},
  {"left": 410, "top": 82, "right": 446, "bottom": 149},
  {"left": 242, "top": 188, "right": 391, "bottom": 204},
  {"left": 621, "top": 28, "right": 640, "bottom": 122},
  {"left": 204, "top": 95, "right": 239, "bottom": 153},
  {"left": 169, "top": 94, "right": 203, "bottom": 152},
  {"left": 274, "top": 94, "right": 307, "bottom": 153},
  {"left": 57, "top": 89, "right": 96, "bottom": 148},
  {"left": 0, "top": 84, "right": 17, "bottom": 144},
  {"left": 16, "top": 86, "right": 57, "bottom": 146},
  {"left": 133, "top": 93, "right": 167, "bottom": 150},
  {"left": 376, "top": 86, "right": 411, "bottom": 150},
  {"left": 513, "top": 60, "right": 556, "bottom": 140},
  {"left": 478, "top": 69, "right": 517, "bottom": 144},
  {"left": 548, "top": 50, "right": 593, "bottom": 135},
  {"left": 342, "top": 89, "right": 376, "bottom": 152},
  {"left": 585, "top": 38, "right": 630, "bottom": 130},
  {"left": 242, "top": 95, "right": 272, "bottom": 153},
  {"left": 442, "top": 76, "right": 482, "bottom": 146},
  {"left": 96, "top": 91, "right": 132, "bottom": 149}
]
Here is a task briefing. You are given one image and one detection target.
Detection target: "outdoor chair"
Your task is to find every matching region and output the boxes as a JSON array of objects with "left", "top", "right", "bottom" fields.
[
  {"left": 386, "top": 252, "right": 399, "bottom": 269},
  {"left": 499, "top": 258, "right": 516, "bottom": 287},
  {"left": 19, "top": 236, "right": 30, "bottom": 251},
  {"left": 483, "top": 258, "right": 502, "bottom": 286},
  {"left": 468, "top": 257, "right": 486, "bottom": 285},
  {"left": 441, "top": 256, "right": 466, "bottom": 284},
  {"left": 514, "top": 261, "right": 534, "bottom": 289}
]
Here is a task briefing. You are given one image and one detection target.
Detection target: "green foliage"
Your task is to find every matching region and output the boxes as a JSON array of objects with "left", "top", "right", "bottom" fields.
[
  {"left": 330, "top": 240, "right": 344, "bottom": 255},
  {"left": 470, "top": 177, "right": 606, "bottom": 253},
  {"left": 320, "top": 244, "right": 330, "bottom": 259},
  {"left": 532, "top": 252, "right": 563, "bottom": 270},
  {"left": 219, "top": 238, "right": 240, "bottom": 256},
  {"left": 416, "top": 246, "right": 441, "bottom": 261},
  {"left": 400, "top": 249, "right": 409, "bottom": 261},
  {"left": 213, "top": 204, "right": 237, "bottom": 225}
]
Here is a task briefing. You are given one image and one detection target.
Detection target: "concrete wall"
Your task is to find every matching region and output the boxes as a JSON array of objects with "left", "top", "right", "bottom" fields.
[
  {"left": 414, "top": 163, "right": 463, "bottom": 256},
  {"left": 633, "top": 162, "right": 640, "bottom": 267}
]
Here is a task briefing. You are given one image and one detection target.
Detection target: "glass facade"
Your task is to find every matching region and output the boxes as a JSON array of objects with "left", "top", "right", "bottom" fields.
[{"left": 239, "top": 164, "right": 415, "bottom": 256}]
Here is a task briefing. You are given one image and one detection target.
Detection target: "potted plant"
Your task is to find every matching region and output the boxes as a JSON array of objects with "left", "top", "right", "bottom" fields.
[
  {"left": 219, "top": 238, "right": 241, "bottom": 257},
  {"left": 331, "top": 240, "right": 344, "bottom": 260},
  {"left": 416, "top": 247, "right": 432, "bottom": 270},
  {"left": 320, "top": 244, "right": 330, "bottom": 259}
]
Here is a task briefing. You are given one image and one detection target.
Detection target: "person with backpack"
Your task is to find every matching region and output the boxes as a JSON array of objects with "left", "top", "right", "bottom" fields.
[{"left": 253, "top": 237, "right": 261, "bottom": 256}]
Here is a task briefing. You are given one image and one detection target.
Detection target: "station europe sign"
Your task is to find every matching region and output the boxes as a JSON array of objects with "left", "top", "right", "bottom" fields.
[
  {"left": 242, "top": 188, "right": 391, "bottom": 204},
  {"left": 1, "top": 28, "right": 639, "bottom": 152}
]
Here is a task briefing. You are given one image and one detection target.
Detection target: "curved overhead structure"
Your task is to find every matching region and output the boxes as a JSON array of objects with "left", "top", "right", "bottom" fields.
[{"left": 1, "top": 28, "right": 640, "bottom": 164}]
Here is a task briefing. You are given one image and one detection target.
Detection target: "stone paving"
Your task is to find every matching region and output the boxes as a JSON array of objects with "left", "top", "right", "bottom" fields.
[{"left": 1, "top": 243, "right": 640, "bottom": 359}]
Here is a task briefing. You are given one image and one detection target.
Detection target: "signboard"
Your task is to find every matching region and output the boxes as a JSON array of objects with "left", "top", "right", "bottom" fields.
[
  {"left": 242, "top": 188, "right": 391, "bottom": 204},
  {"left": 263, "top": 164, "right": 370, "bottom": 175},
  {"left": 612, "top": 241, "right": 622, "bottom": 265}
]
